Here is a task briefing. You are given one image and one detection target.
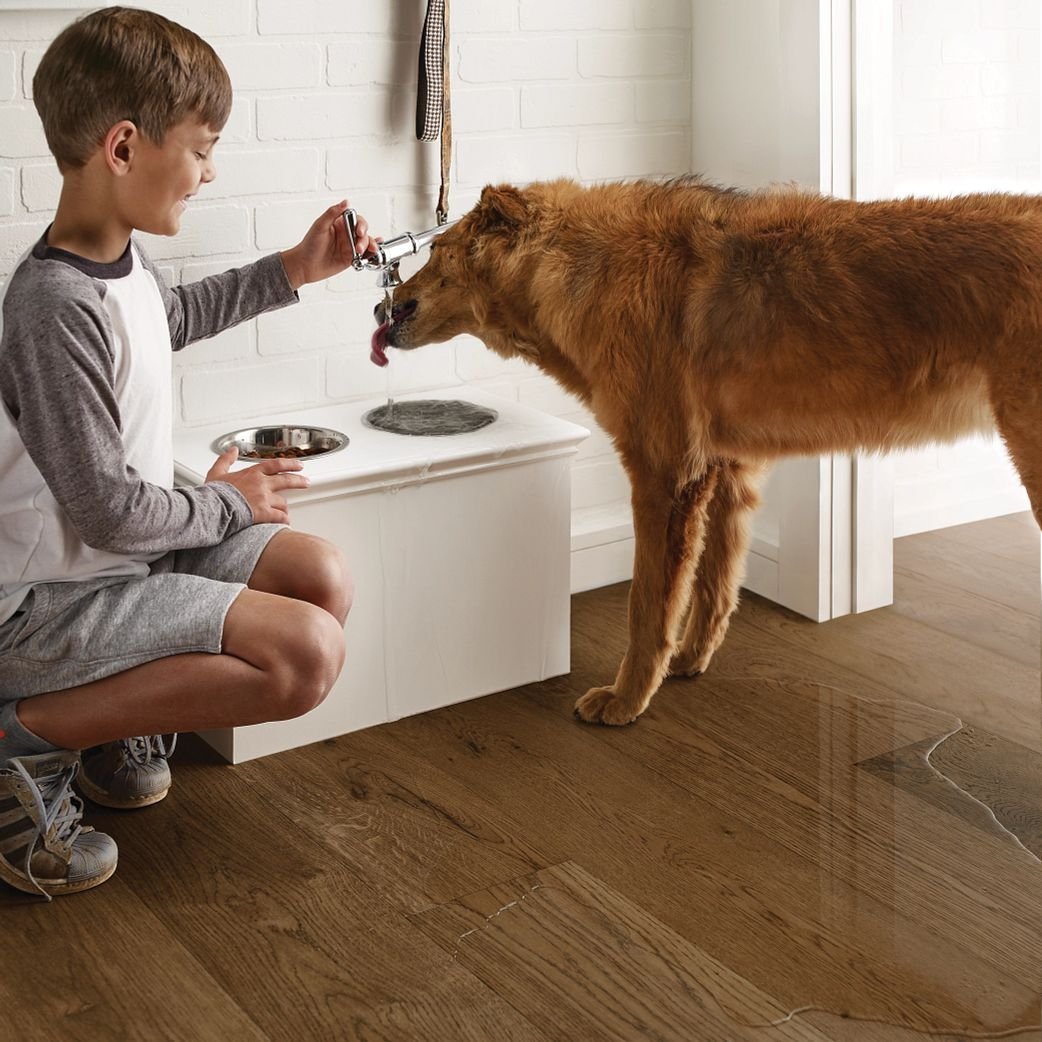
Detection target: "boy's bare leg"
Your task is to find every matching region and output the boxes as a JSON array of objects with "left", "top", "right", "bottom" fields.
[
  {"left": 247, "top": 529, "right": 354, "bottom": 625},
  {"left": 17, "top": 590, "right": 345, "bottom": 750},
  {"left": 17, "top": 530, "right": 351, "bottom": 751}
]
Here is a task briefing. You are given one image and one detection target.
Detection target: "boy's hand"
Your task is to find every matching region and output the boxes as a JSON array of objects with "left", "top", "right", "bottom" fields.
[
  {"left": 280, "top": 200, "right": 377, "bottom": 290},
  {"left": 205, "top": 447, "right": 310, "bottom": 524}
]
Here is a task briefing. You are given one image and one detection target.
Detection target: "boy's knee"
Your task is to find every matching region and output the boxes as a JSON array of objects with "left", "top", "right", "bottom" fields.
[
  {"left": 296, "top": 534, "right": 353, "bottom": 624},
  {"left": 266, "top": 603, "right": 345, "bottom": 721},
  {"left": 321, "top": 540, "right": 354, "bottom": 624}
]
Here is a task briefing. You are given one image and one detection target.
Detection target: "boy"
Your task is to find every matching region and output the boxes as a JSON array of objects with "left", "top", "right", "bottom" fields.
[{"left": 0, "top": 7, "right": 375, "bottom": 900}]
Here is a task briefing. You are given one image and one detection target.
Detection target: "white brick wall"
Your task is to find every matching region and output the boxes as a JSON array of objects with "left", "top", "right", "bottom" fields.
[
  {"left": 256, "top": 1, "right": 398, "bottom": 37},
  {"left": 578, "top": 34, "right": 690, "bottom": 79},
  {"left": 0, "top": 0, "right": 692, "bottom": 560},
  {"left": 0, "top": 50, "right": 16, "bottom": 101},
  {"left": 458, "top": 37, "right": 576, "bottom": 82},
  {"left": 0, "top": 103, "right": 47, "bottom": 157},
  {"left": 890, "top": 0, "right": 1037, "bottom": 532},
  {"left": 894, "top": 0, "right": 1040, "bottom": 192},
  {"left": 0, "top": 167, "right": 14, "bottom": 217},
  {"left": 217, "top": 42, "right": 323, "bottom": 92},
  {"left": 521, "top": 82, "right": 633, "bottom": 128}
]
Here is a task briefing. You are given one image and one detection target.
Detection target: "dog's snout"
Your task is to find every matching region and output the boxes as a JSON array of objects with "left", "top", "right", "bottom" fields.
[{"left": 374, "top": 298, "right": 417, "bottom": 325}]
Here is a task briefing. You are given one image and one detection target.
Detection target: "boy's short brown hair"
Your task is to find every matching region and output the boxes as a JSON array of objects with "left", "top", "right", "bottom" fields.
[{"left": 33, "top": 6, "right": 232, "bottom": 171}]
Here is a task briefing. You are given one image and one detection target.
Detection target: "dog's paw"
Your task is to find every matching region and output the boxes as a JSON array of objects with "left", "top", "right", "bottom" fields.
[
  {"left": 573, "top": 686, "right": 643, "bottom": 726},
  {"left": 667, "top": 651, "right": 704, "bottom": 678}
]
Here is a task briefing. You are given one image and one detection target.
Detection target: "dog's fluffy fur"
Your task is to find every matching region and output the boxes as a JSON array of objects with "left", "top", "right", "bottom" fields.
[{"left": 382, "top": 177, "right": 1042, "bottom": 725}]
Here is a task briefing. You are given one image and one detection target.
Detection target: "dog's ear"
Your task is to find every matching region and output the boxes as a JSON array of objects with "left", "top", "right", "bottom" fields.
[{"left": 474, "top": 184, "right": 528, "bottom": 232}]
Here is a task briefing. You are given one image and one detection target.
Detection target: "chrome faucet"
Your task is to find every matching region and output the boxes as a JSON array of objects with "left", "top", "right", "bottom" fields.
[{"left": 344, "top": 209, "right": 458, "bottom": 289}]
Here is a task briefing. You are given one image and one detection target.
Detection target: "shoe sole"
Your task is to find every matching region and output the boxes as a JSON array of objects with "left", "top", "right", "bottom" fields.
[
  {"left": 0, "top": 855, "right": 117, "bottom": 897},
  {"left": 76, "top": 773, "right": 170, "bottom": 809}
]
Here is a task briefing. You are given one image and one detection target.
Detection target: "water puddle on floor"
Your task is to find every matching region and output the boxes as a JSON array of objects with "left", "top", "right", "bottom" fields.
[
  {"left": 419, "top": 673, "right": 1040, "bottom": 1040},
  {"left": 696, "top": 675, "right": 1041, "bottom": 1040}
]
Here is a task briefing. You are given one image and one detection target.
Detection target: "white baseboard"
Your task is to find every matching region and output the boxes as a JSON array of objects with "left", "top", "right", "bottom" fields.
[
  {"left": 742, "top": 537, "right": 781, "bottom": 602},
  {"left": 894, "top": 488, "right": 1030, "bottom": 538},
  {"left": 571, "top": 537, "right": 634, "bottom": 593},
  {"left": 570, "top": 507, "right": 783, "bottom": 598},
  {"left": 893, "top": 440, "right": 1030, "bottom": 538},
  {"left": 571, "top": 503, "right": 633, "bottom": 593}
]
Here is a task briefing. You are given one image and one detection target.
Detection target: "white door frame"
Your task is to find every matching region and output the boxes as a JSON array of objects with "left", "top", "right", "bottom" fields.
[
  {"left": 690, "top": 0, "right": 896, "bottom": 621},
  {"left": 688, "top": 0, "right": 841, "bottom": 622},
  {"left": 767, "top": 0, "right": 897, "bottom": 621},
  {"left": 848, "top": 0, "right": 896, "bottom": 614},
  {"left": 759, "top": 0, "right": 897, "bottom": 622}
]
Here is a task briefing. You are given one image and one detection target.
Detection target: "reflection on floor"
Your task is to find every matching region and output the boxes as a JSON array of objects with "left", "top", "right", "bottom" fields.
[
  {"left": 2, "top": 512, "right": 1039, "bottom": 1041},
  {"left": 861, "top": 723, "right": 1041, "bottom": 861}
]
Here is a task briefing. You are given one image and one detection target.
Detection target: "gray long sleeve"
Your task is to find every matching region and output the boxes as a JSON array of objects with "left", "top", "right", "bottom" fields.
[
  {"left": 138, "top": 250, "right": 298, "bottom": 351},
  {"left": 0, "top": 239, "right": 298, "bottom": 556}
]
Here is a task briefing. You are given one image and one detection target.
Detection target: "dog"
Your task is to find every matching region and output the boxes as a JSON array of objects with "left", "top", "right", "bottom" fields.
[{"left": 374, "top": 177, "right": 1042, "bottom": 726}]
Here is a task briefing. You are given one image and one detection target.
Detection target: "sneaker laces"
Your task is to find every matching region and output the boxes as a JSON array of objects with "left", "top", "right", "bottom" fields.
[
  {"left": 120, "top": 734, "right": 178, "bottom": 768},
  {"left": 11, "top": 757, "right": 85, "bottom": 900}
]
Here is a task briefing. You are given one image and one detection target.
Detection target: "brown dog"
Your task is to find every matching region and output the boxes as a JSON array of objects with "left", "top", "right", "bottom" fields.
[{"left": 378, "top": 177, "right": 1042, "bottom": 725}]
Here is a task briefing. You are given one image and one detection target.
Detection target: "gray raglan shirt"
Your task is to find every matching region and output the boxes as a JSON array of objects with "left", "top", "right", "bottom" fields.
[{"left": 0, "top": 234, "right": 299, "bottom": 626}]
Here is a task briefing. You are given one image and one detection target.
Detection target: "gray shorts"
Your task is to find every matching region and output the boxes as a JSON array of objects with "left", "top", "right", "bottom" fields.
[{"left": 0, "top": 524, "right": 285, "bottom": 702}]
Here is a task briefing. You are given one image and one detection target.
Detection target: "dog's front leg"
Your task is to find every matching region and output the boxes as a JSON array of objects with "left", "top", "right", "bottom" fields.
[
  {"left": 575, "top": 468, "right": 719, "bottom": 725},
  {"left": 670, "top": 459, "right": 767, "bottom": 677}
]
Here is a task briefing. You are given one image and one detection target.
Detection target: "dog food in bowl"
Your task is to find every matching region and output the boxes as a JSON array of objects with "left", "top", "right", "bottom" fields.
[{"left": 212, "top": 425, "right": 349, "bottom": 460}]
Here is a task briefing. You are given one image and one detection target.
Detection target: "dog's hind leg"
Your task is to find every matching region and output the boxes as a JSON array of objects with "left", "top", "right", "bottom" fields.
[
  {"left": 990, "top": 384, "right": 1042, "bottom": 530},
  {"left": 669, "top": 459, "right": 768, "bottom": 678},
  {"left": 574, "top": 465, "right": 720, "bottom": 725}
]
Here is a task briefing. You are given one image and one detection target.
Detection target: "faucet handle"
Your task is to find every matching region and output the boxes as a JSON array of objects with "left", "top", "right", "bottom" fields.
[{"left": 343, "top": 208, "right": 364, "bottom": 270}]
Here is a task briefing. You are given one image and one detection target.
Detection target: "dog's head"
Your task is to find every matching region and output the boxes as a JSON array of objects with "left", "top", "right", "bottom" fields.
[{"left": 372, "top": 183, "right": 544, "bottom": 363}]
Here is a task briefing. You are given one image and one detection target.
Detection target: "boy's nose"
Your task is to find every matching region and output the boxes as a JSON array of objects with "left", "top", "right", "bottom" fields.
[{"left": 201, "top": 159, "right": 216, "bottom": 183}]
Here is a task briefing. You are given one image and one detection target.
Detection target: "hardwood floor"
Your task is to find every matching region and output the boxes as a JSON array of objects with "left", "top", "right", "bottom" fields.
[{"left": 3, "top": 513, "right": 1039, "bottom": 1042}]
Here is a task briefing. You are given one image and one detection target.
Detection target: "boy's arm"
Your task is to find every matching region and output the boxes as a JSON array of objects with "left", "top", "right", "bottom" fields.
[
  {"left": 143, "top": 200, "right": 374, "bottom": 349},
  {"left": 0, "top": 276, "right": 253, "bottom": 554},
  {"left": 138, "top": 249, "right": 299, "bottom": 351}
]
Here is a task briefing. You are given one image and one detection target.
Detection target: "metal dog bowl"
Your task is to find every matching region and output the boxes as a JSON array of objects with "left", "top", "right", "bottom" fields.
[{"left": 212, "top": 425, "right": 348, "bottom": 460}]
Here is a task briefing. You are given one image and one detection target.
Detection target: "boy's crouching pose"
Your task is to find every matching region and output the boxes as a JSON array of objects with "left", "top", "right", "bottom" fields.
[{"left": 0, "top": 7, "right": 374, "bottom": 899}]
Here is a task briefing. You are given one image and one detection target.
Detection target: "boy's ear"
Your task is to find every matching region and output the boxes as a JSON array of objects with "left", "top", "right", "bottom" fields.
[
  {"left": 474, "top": 184, "right": 528, "bottom": 232},
  {"left": 103, "top": 120, "right": 137, "bottom": 175}
]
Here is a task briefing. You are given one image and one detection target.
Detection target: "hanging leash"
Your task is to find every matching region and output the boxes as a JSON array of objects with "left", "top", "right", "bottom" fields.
[
  {"left": 438, "top": 0, "right": 452, "bottom": 226},
  {"left": 416, "top": 0, "right": 452, "bottom": 225}
]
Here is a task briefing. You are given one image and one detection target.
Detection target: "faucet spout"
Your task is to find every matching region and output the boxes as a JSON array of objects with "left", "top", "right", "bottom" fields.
[
  {"left": 377, "top": 264, "right": 402, "bottom": 290},
  {"left": 344, "top": 210, "right": 459, "bottom": 287},
  {"left": 371, "top": 220, "right": 459, "bottom": 267}
]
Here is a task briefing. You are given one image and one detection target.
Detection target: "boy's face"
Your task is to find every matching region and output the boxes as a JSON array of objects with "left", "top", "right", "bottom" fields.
[{"left": 121, "top": 118, "right": 219, "bottom": 237}]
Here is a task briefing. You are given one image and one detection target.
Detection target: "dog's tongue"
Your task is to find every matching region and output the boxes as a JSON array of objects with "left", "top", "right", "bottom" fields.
[{"left": 370, "top": 321, "right": 390, "bottom": 367}]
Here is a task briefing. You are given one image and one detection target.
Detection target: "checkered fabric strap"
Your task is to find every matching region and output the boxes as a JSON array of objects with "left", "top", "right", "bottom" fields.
[{"left": 416, "top": 0, "right": 452, "bottom": 224}]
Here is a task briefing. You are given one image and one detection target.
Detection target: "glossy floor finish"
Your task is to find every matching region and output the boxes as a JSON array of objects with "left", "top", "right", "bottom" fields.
[{"left": 2, "top": 513, "right": 1039, "bottom": 1041}]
